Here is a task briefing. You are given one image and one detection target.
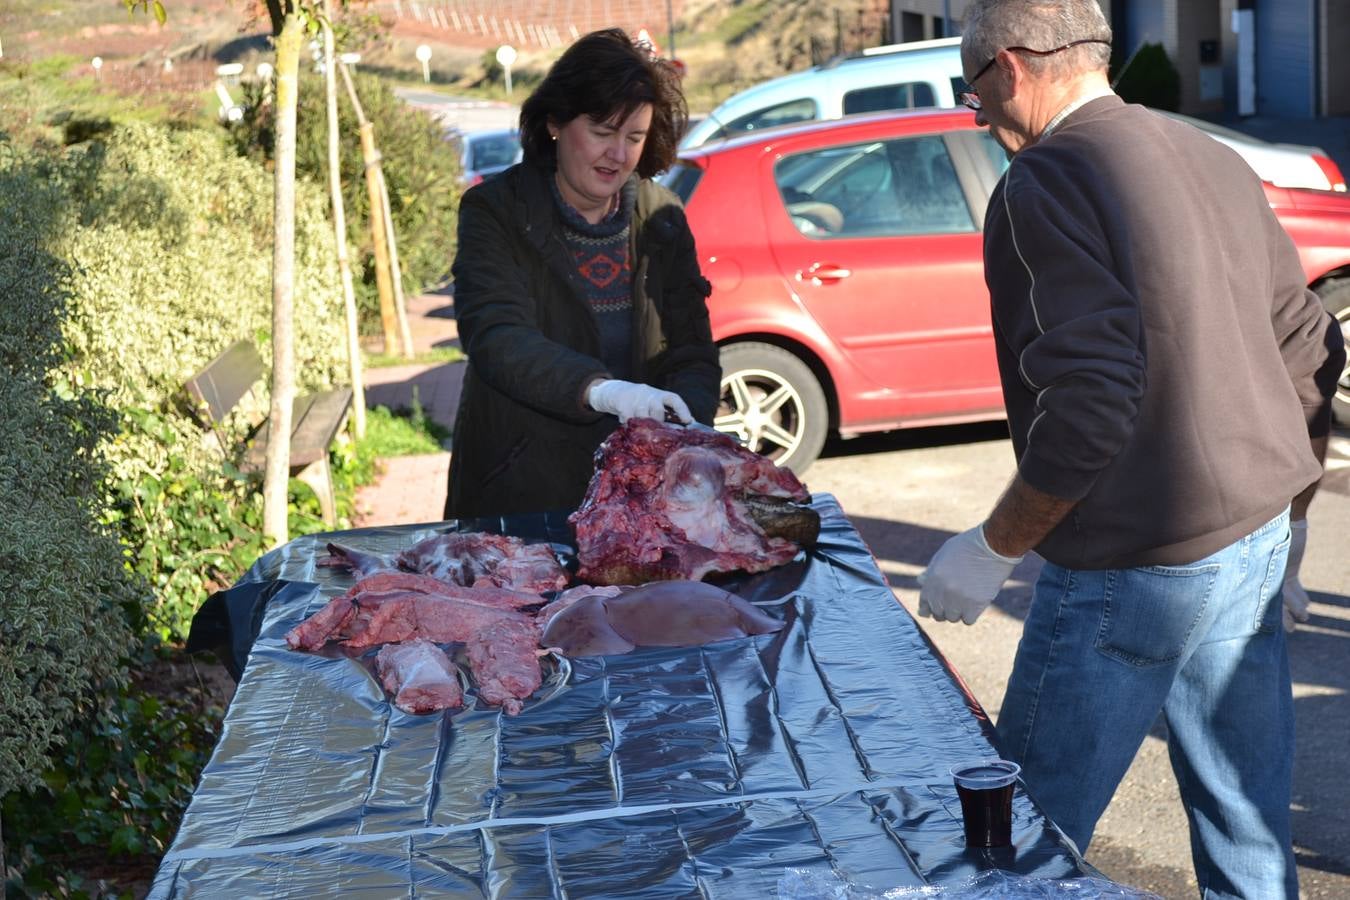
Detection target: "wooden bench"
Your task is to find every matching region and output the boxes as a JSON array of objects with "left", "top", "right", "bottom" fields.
[{"left": 184, "top": 340, "right": 353, "bottom": 526}]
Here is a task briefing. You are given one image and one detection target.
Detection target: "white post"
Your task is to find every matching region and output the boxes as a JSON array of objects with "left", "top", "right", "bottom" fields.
[
  {"left": 496, "top": 44, "right": 517, "bottom": 98},
  {"left": 416, "top": 44, "right": 432, "bottom": 83}
]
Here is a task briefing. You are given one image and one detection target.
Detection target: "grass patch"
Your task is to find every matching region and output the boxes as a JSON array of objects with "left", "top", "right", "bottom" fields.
[
  {"left": 0, "top": 56, "right": 188, "bottom": 147},
  {"left": 363, "top": 345, "right": 464, "bottom": 369},
  {"left": 362, "top": 399, "right": 450, "bottom": 455},
  {"left": 708, "top": 0, "right": 772, "bottom": 45}
]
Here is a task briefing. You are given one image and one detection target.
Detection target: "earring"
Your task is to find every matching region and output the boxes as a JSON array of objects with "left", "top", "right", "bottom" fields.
[{"left": 550, "top": 133, "right": 557, "bottom": 141}]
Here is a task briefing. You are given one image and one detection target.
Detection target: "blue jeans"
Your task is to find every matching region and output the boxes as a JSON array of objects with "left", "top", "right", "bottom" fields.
[{"left": 996, "top": 510, "right": 1296, "bottom": 899}]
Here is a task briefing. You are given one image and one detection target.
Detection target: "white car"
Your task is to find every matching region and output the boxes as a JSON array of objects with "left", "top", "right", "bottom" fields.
[
  {"left": 681, "top": 37, "right": 965, "bottom": 149},
  {"left": 684, "top": 38, "right": 1346, "bottom": 193},
  {"left": 1157, "top": 112, "right": 1345, "bottom": 192}
]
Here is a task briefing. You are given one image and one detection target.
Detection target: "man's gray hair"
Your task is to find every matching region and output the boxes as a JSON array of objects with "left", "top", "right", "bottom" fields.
[{"left": 961, "top": 0, "right": 1112, "bottom": 78}]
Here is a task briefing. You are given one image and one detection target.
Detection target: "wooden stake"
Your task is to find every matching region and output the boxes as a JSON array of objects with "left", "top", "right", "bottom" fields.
[
  {"left": 339, "top": 62, "right": 400, "bottom": 355},
  {"left": 321, "top": 1, "right": 367, "bottom": 436}
]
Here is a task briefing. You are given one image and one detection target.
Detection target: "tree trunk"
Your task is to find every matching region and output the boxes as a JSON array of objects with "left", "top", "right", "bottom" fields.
[
  {"left": 322, "top": 1, "right": 367, "bottom": 438},
  {"left": 263, "top": 11, "right": 304, "bottom": 547},
  {"left": 339, "top": 63, "right": 401, "bottom": 356}
]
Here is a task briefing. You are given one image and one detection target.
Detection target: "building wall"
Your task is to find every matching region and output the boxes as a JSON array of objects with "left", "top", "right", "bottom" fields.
[
  {"left": 1324, "top": 0, "right": 1350, "bottom": 115},
  {"left": 1176, "top": 0, "right": 1225, "bottom": 114}
]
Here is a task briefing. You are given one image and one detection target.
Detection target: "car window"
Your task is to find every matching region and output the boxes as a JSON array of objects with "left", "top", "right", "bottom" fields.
[
  {"left": 841, "top": 81, "right": 936, "bottom": 114},
  {"left": 469, "top": 134, "right": 521, "bottom": 171},
  {"left": 723, "top": 98, "right": 818, "bottom": 138},
  {"left": 661, "top": 163, "right": 704, "bottom": 204},
  {"left": 973, "top": 131, "right": 1011, "bottom": 176},
  {"left": 774, "top": 134, "right": 975, "bottom": 238}
]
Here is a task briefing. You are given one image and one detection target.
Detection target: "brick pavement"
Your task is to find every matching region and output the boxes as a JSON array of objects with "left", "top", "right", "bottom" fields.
[{"left": 353, "top": 291, "right": 465, "bottom": 527}]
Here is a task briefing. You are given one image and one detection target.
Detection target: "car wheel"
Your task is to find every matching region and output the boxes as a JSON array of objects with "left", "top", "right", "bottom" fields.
[
  {"left": 1315, "top": 278, "right": 1350, "bottom": 425},
  {"left": 716, "top": 342, "right": 829, "bottom": 474}
]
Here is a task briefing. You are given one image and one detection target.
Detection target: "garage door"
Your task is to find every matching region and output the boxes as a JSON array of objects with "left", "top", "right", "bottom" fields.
[{"left": 1255, "top": 0, "right": 1315, "bottom": 117}]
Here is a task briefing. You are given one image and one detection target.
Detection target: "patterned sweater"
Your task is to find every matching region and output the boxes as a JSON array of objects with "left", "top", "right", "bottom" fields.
[{"left": 551, "top": 175, "right": 637, "bottom": 381}]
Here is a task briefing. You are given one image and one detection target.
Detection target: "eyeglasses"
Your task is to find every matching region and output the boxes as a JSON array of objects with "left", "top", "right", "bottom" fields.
[{"left": 957, "top": 38, "right": 1111, "bottom": 110}]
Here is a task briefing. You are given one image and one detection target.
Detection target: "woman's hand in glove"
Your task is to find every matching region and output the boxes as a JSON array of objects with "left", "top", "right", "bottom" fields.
[{"left": 587, "top": 379, "right": 693, "bottom": 424}]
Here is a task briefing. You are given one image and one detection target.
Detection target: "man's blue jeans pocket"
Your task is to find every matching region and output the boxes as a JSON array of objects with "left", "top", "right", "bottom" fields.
[
  {"left": 1254, "top": 526, "right": 1292, "bottom": 635},
  {"left": 1094, "top": 563, "right": 1220, "bottom": 667}
]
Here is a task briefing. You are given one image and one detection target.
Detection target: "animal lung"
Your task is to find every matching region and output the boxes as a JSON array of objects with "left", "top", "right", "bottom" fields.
[
  {"left": 569, "top": 419, "right": 819, "bottom": 584},
  {"left": 540, "top": 580, "right": 784, "bottom": 657}
]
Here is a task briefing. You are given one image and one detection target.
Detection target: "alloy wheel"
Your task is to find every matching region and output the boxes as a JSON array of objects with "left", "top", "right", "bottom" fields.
[{"left": 715, "top": 367, "right": 805, "bottom": 462}]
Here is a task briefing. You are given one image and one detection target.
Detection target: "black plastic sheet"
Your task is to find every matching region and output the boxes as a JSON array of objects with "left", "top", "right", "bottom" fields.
[{"left": 151, "top": 494, "right": 1106, "bottom": 898}]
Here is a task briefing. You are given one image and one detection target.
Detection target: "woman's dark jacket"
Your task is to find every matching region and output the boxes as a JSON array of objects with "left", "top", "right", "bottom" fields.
[{"left": 445, "top": 162, "right": 720, "bottom": 519}]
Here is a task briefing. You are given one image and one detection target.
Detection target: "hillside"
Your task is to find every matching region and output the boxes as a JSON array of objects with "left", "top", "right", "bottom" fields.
[{"left": 0, "top": 0, "right": 896, "bottom": 119}]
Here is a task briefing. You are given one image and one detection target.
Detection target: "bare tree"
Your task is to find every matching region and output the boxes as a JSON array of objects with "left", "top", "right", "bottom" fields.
[{"left": 262, "top": 10, "right": 306, "bottom": 545}]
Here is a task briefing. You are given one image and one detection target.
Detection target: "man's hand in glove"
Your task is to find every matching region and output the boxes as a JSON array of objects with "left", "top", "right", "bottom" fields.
[
  {"left": 586, "top": 379, "right": 693, "bottom": 424},
  {"left": 1282, "top": 518, "right": 1311, "bottom": 632},
  {"left": 918, "top": 524, "right": 1024, "bottom": 625}
]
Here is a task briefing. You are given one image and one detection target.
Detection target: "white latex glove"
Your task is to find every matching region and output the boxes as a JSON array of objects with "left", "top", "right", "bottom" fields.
[
  {"left": 917, "top": 524, "right": 1023, "bottom": 625},
  {"left": 586, "top": 378, "right": 692, "bottom": 424},
  {"left": 1282, "top": 519, "right": 1311, "bottom": 632}
]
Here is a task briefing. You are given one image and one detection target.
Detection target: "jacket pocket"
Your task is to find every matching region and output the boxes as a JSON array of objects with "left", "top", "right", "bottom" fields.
[{"left": 1094, "top": 562, "right": 1219, "bottom": 667}]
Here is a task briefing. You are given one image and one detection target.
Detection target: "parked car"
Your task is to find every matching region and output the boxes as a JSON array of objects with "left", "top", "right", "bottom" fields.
[
  {"left": 662, "top": 109, "right": 1350, "bottom": 472},
  {"left": 680, "top": 37, "right": 965, "bottom": 149},
  {"left": 449, "top": 127, "right": 522, "bottom": 187},
  {"left": 1158, "top": 111, "right": 1346, "bottom": 193},
  {"left": 683, "top": 39, "right": 1346, "bottom": 194}
]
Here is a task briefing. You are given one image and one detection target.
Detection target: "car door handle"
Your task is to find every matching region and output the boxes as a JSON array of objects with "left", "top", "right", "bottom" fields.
[{"left": 799, "top": 263, "right": 852, "bottom": 285}]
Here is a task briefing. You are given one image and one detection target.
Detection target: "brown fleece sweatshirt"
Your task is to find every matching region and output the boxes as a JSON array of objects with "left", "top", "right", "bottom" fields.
[{"left": 984, "top": 95, "right": 1344, "bottom": 569}]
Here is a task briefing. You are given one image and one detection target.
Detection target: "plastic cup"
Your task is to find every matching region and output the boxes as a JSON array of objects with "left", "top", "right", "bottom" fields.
[{"left": 950, "top": 759, "right": 1020, "bottom": 848}]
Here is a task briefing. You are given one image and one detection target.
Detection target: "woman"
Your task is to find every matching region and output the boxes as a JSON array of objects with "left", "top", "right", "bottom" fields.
[{"left": 445, "top": 28, "right": 720, "bottom": 519}]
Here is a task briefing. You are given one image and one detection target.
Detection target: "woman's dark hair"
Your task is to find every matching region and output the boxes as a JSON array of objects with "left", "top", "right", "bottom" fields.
[{"left": 519, "top": 28, "right": 687, "bottom": 178}]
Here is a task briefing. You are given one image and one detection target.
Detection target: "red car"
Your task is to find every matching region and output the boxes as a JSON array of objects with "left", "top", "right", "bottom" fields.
[{"left": 662, "top": 109, "right": 1350, "bottom": 472}]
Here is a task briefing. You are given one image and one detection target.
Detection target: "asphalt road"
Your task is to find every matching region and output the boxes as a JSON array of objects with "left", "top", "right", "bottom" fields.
[
  {"left": 394, "top": 88, "right": 518, "bottom": 132},
  {"left": 804, "top": 421, "right": 1350, "bottom": 899}
]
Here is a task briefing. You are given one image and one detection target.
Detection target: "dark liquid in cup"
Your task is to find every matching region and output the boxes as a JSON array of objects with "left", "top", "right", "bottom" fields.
[{"left": 955, "top": 780, "right": 1014, "bottom": 848}]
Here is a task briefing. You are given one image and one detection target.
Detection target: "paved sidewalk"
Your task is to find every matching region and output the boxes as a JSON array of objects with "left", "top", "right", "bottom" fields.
[{"left": 353, "top": 291, "right": 465, "bottom": 527}]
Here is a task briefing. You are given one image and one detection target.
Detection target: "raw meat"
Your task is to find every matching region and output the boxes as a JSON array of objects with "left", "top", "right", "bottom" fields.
[
  {"left": 398, "top": 533, "right": 568, "bottom": 594},
  {"left": 317, "top": 544, "right": 399, "bottom": 578},
  {"left": 286, "top": 574, "right": 546, "bottom": 714},
  {"left": 321, "top": 532, "right": 567, "bottom": 594},
  {"left": 375, "top": 639, "right": 464, "bottom": 715},
  {"left": 466, "top": 619, "right": 545, "bottom": 715},
  {"left": 535, "top": 584, "right": 627, "bottom": 628},
  {"left": 569, "top": 418, "right": 819, "bottom": 584},
  {"left": 540, "top": 580, "right": 784, "bottom": 657},
  {"left": 284, "top": 573, "right": 540, "bottom": 652}
]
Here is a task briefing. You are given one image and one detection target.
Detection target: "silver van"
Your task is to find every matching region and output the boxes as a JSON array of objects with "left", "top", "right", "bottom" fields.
[{"left": 681, "top": 37, "right": 964, "bottom": 149}]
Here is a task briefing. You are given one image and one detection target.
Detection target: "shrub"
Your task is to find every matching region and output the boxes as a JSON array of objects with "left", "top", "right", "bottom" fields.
[
  {"left": 1112, "top": 42, "right": 1181, "bottom": 112},
  {"left": 0, "top": 140, "right": 142, "bottom": 801},
  {"left": 229, "top": 69, "right": 464, "bottom": 333},
  {"left": 12, "top": 121, "right": 351, "bottom": 640}
]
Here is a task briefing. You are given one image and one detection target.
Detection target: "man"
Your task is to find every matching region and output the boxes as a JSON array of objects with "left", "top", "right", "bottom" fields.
[{"left": 918, "top": 1, "right": 1345, "bottom": 897}]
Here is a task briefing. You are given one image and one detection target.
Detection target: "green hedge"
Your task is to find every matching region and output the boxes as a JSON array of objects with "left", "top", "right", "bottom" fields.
[
  {"left": 0, "top": 141, "right": 141, "bottom": 800},
  {"left": 230, "top": 69, "right": 464, "bottom": 333},
  {"left": 49, "top": 122, "right": 349, "bottom": 639},
  {"left": 1113, "top": 42, "right": 1181, "bottom": 112}
]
